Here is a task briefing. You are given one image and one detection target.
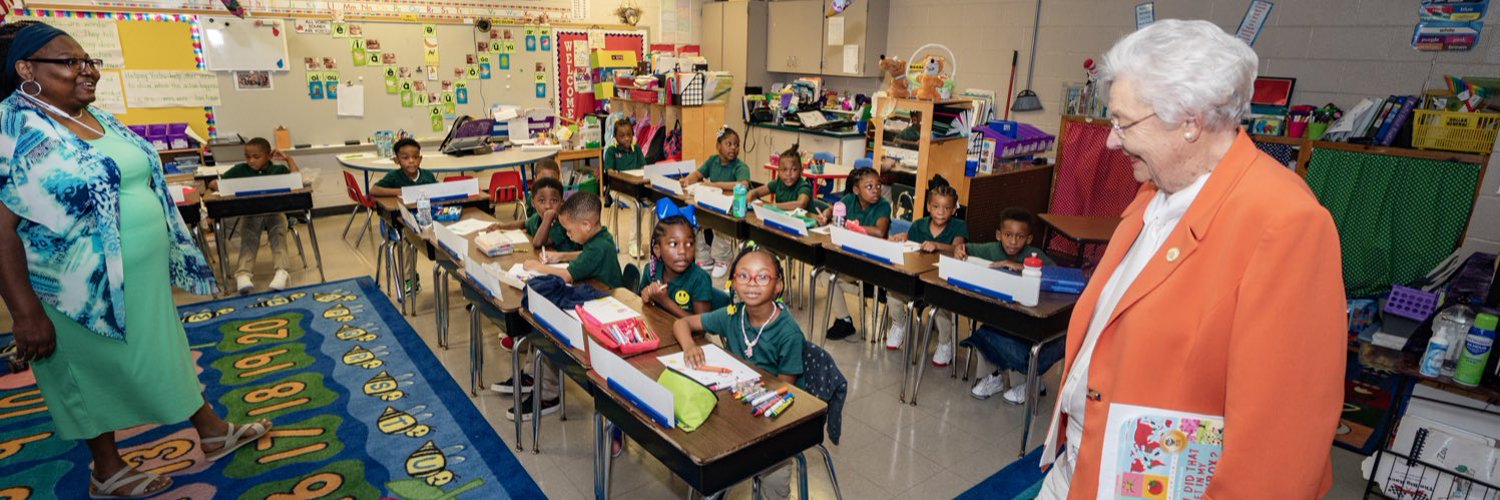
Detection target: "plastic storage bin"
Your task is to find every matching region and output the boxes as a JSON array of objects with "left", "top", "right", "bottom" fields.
[{"left": 1412, "top": 109, "right": 1500, "bottom": 154}]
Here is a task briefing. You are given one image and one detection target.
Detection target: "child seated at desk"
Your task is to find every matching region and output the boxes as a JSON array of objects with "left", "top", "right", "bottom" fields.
[
  {"left": 370, "top": 138, "right": 434, "bottom": 197},
  {"left": 673, "top": 246, "right": 804, "bottom": 383},
  {"left": 815, "top": 167, "right": 891, "bottom": 341},
  {"left": 680, "top": 127, "right": 749, "bottom": 279},
  {"left": 640, "top": 205, "right": 713, "bottom": 319},
  {"left": 490, "top": 177, "right": 573, "bottom": 249},
  {"left": 959, "top": 207, "right": 1061, "bottom": 404},
  {"left": 896, "top": 111, "right": 923, "bottom": 144},
  {"left": 888, "top": 184, "right": 967, "bottom": 363},
  {"left": 746, "top": 144, "right": 813, "bottom": 211},
  {"left": 502, "top": 193, "right": 623, "bottom": 416},
  {"left": 218, "top": 137, "right": 301, "bottom": 293}
]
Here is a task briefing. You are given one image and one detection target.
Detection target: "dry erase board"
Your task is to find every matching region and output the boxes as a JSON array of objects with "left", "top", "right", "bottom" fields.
[
  {"left": 201, "top": 16, "right": 290, "bottom": 71},
  {"left": 211, "top": 20, "right": 555, "bottom": 146}
]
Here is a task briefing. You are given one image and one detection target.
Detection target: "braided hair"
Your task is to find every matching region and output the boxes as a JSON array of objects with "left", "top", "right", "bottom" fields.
[
  {"left": 646, "top": 214, "right": 695, "bottom": 281},
  {"left": 845, "top": 166, "right": 880, "bottom": 196},
  {"left": 926, "top": 182, "right": 959, "bottom": 208}
]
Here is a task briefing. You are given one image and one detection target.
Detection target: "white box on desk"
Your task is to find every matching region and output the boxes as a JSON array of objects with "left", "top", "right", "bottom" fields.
[
  {"left": 754, "top": 205, "right": 809, "bottom": 237},
  {"left": 694, "top": 188, "right": 734, "bottom": 214},
  {"left": 433, "top": 221, "right": 469, "bottom": 264},
  {"left": 217, "top": 172, "right": 303, "bottom": 196},
  {"left": 400, "top": 178, "right": 479, "bottom": 204},
  {"left": 526, "top": 285, "right": 584, "bottom": 349},
  {"left": 937, "top": 255, "right": 1040, "bottom": 307},
  {"left": 645, "top": 160, "right": 694, "bottom": 178},
  {"left": 830, "top": 226, "right": 922, "bottom": 267}
]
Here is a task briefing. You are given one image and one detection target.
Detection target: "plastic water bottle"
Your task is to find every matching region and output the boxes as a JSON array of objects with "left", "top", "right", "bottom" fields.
[
  {"left": 1022, "top": 253, "right": 1044, "bottom": 279},
  {"left": 1420, "top": 330, "right": 1450, "bottom": 378},
  {"left": 1454, "top": 312, "right": 1498, "bottom": 386},
  {"left": 1433, "top": 304, "right": 1475, "bottom": 377},
  {"left": 732, "top": 183, "right": 748, "bottom": 218},
  {"left": 832, "top": 202, "right": 846, "bottom": 228},
  {"left": 416, "top": 192, "right": 432, "bottom": 228}
]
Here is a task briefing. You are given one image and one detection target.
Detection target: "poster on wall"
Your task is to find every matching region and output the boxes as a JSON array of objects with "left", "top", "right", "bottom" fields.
[
  {"left": 234, "top": 70, "right": 273, "bottom": 90},
  {"left": 1135, "top": 2, "right": 1155, "bottom": 29},
  {"left": 553, "top": 29, "right": 647, "bottom": 122},
  {"left": 1414, "top": 0, "right": 1487, "bottom": 51},
  {"left": 1234, "top": 0, "right": 1273, "bottom": 46}
]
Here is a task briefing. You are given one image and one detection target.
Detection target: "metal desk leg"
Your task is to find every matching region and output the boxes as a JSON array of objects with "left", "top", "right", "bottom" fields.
[
  {"left": 904, "top": 305, "right": 934, "bottom": 405},
  {"left": 1020, "top": 341, "right": 1043, "bottom": 457},
  {"left": 214, "top": 219, "right": 233, "bottom": 297},
  {"left": 303, "top": 209, "right": 327, "bottom": 283},
  {"left": 912, "top": 306, "right": 946, "bottom": 407},
  {"left": 821, "top": 271, "right": 839, "bottom": 345},
  {"left": 858, "top": 280, "right": 869, "bottom": 343},
  {"left": 795, "top": 453, "right": 810, "bottom": 500},
  {"left": 434, "top": 264, "right": 445, "bottom": 348},
  {"left": 593, "top": 411, "right": 605, "bottom": 500},
  {"left": 513, "top": 337, "right": 530, "bottom": 452},
  {"left": 468, "top": 304, "right": 480, "bottom": 396},
  {"left": 533, "top": 352, "right": 544, "bottom": 454}
]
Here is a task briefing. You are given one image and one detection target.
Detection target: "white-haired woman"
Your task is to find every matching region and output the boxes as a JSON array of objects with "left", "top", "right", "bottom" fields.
[{"left": 1037, "top": 19, "right": 1346, "bottom": 498}]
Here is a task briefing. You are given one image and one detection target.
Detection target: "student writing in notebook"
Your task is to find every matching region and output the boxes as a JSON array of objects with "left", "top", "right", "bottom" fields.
[
  {"left": 888, "top": 184, "right": 967, "bottom": 363},
  {"left": 369, "top": 138, "right": 434, "bottom": 197},
  {"left": 679, "top": 127, "right": 749, "bottom": 279},
  {"left": 672, "top": 246, "right": 804, "bottom": 383},
  {"left": 639, "top": 205, "right": 713, "bottom": 319},
  {"left": 215, "top": 137, "right": 302, "bottom": 293},
  {"left": 746, "top": 144, "right": 813, "bottom": 211},
  {"left": 815, "top": 167, "right": 891, "bottom": 340}
]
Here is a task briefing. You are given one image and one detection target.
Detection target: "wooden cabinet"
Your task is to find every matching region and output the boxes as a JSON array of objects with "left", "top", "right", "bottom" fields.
[
  {"left": 702, "top": 1, "right": 768, "bottom": 136},
  {"left": 872, "top": 98, "right": 974, "bottom": 219},
  {"left": 766, "top": 0, "right": 887, "bottom": 77},
  {"left": 820, "top": 0, "right": 888, "bottom": 77},
  {"left": 766, "top": 0, "right": 825, "bottom": 73}
]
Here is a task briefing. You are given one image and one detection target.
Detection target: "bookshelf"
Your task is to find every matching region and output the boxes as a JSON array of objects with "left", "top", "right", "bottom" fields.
[{"left": 872, "top": 98, "right": 974, "bottom": 219}]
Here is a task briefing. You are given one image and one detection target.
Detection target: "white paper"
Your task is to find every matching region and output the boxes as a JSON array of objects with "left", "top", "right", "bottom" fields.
[
  {"left": 93, "top": 71, "right": 127, "bottom": 114},
  {"left": 217, "top": 173, "right": 303, "bottom": 196},
  {"left": 168, "top": 185, "right": 188, "bottom": 204},
  {"left": 589, "top": 338, "right": 675, "bottom": 428},
  {"left": 579, "top": 296, "right": 643, "bottom": 325},
  {"left": 337, "top": 83, "right": 365, "bottom": 117},
  {"left": 648, "top": 173, "right": 684, "bottom": 195},
  {"left": 830, "top": 226, "right": 911, "bottom": 265},
  {"left": 588, "top": 30, "right": 607, "bottom": 49},
  {"left": 294, "top": 19, "right": 332, "bottom": 34},
  {"left": 398, "top": 203, "right": 420, "bottom": 231},
  {"left": 937, "top": 255, "right": 1041, "bottom": 307},
  {"left": 17, "top": 16, "right": 123, "bottom": 68},
  {"left": 123, "top": 70, "right": 222, "bottom": 107},
  {"left": 528, "top": 286, "right": 585, "bottom": 349},
  {"left": 400, "top": 178, "right": 479, "bottom": 203},
  {"left": 826, "top": 17, "right": 844, "bottom": 45},
  {"left": 755, "top": 205, "right": 810, "bottom": 237},
  {"left": 843, "top": 45, "right": 861, "bottom": 75},
  {"left": 1135, "top": 2, "right": 1156, "bottom": 29},
  {"left": 658, "top": 344, "right": 761, "bottom": 389},
  {"left": 445, "top": 218, "right": 493, "bottom": 236},
  {"left": 645, "top": 160, "right": 695, "bottom": 178},
  {"left": 432, "top": 222, "right": 469, "bottom": 263}
]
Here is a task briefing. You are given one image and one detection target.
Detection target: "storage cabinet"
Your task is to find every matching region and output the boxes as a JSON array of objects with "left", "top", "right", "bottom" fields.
[
  {"left": 766, "top": 0, "right": 887, "bottom": 77},
  {"left": 702, "top": 1, "right": 769, "bottom": 136}
]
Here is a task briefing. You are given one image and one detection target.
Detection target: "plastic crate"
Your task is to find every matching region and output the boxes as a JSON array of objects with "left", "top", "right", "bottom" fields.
[
  {"left": 976, "top": 120, "right": 1055, "bottom": 159},
  {"left": 1412, "top": 109, "right": 1500, "bottom": 154},
  {"left": 1384, "top": 285, "right": 1441, "bottom": 322}
]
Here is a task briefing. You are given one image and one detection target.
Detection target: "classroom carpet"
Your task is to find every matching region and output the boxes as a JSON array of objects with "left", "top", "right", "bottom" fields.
[
  {"left": 0, "top": 277, "right": 544, "bottom": 499},
  {"left": 1334, "top": 350, "right": 1413, "bottom": 455},
  {"left": 956, "top": 446, "right": 1046, "bottom": 500}
]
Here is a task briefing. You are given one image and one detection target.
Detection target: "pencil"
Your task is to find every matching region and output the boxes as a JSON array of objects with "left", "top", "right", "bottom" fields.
[{"left": 693, "top": 365, "right": 733, "bottom": 374}]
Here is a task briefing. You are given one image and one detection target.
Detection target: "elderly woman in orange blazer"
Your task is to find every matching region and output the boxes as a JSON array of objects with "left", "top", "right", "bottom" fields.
[{"left": 1037, "top": 19, "right": 1347, "bottom": 498}]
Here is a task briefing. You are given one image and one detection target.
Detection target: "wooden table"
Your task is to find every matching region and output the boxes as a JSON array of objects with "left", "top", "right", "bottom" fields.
[
  {"left": 586, "top": 298, "right": 829, "bottom": 498},
  {"left": 202, "top": 187, "right": 326, "bottom": 291},
  {"left": 1038, "top": 213, "right": 1122, "bottom": 265},
  {"left": 819, "top": 243, "right": 940, "bottom": 402},
  {"left": 914, "top": 269, "right": 1078, "bottom": 455}
]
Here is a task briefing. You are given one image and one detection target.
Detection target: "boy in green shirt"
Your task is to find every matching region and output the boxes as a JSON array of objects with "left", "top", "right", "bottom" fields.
[
  {"left": 491, "top": 177, "right": 578, "bottom": 252},
  {"left": 959, "top": 207, "right": 1063, "bottom": 404},
  {"left": 218, "top": 137, "right": 301, "bottom": 293},
  {"left": 957, "top": 207, "right": 1055, "bottom": 269},
  {"left": 888, "top": 184, "right": 967, "bottom": 363},
  {"left": 370, "top": 138, "right": 435, "bottom": 196}
]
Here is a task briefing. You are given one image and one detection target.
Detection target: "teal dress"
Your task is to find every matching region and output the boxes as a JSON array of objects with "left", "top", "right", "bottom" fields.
[{"left": 31, "top": 130, "right": 204, "bottom": 440}]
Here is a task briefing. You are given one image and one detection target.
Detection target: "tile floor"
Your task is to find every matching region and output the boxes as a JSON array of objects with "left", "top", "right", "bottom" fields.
[{"left": 4, "top": 210, "right": 1376, "bottom": 498}]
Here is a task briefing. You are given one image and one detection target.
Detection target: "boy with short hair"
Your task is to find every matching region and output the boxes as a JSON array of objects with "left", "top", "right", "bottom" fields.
[
  {"left": 218, "top": 137, "right": 301, "bottom": 293},
  {"left": 960, "top": 207, "right": 1062, "bottom": 404},
  {"left": 370, "top": 138, "right": 433, "bottom": 196}
]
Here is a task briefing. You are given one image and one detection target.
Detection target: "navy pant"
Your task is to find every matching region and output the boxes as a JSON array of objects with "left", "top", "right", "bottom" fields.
[{"left": 961, "top": 325, "right": 1064, "bottom": 375}]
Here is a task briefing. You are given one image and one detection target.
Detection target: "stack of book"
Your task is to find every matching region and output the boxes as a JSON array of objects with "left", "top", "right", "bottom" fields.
[
  {"left": 930, "top": 103, "right": 974, "bottom": 138},
  {"left": 1325, "top": 95, "right": 1420, "bottom": 145}
]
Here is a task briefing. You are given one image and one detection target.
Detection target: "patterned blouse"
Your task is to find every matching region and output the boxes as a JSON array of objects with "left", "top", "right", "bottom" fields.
[{"left": 0, "top": 94, "right": 218, "bottom": 341}]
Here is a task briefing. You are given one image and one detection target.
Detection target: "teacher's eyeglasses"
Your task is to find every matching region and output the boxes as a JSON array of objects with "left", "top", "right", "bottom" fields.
[
  {"left": 1110, "top": 113, "right": 1157, "bottom": 136},
  {"left": 26, "top": 58, "right": 104, "bottom": 72}
]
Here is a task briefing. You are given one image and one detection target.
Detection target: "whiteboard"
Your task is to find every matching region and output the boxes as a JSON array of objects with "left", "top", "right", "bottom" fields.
[{"left": 202, "top": 16, "right": 290, "bottom": 71}]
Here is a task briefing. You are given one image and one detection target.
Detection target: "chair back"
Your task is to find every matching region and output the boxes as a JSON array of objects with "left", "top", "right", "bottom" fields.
[
  {"left": 343, "top": 170, "right": 374, "bottom": 207},
  {"left": 489, "top": 171, "right": 524, "bottom": 203},
  {"left": 444, "top": 175, "right": 474, "bottom": 183}
]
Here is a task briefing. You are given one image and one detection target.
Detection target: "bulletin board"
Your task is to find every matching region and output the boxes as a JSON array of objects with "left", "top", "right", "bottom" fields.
[
  {"left": 15, "top": 9, "right": 215, "bottom": 139},
  {"left": 210, "top": 20, "right": 556, "bottom": 146},
  {"left": 553, "top": 29, "right": 647, "bottom": 123}
]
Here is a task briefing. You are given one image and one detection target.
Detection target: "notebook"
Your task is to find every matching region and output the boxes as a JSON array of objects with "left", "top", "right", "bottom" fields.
[{"left": 658, "top": 344, "right": 761, "bottom": 390}]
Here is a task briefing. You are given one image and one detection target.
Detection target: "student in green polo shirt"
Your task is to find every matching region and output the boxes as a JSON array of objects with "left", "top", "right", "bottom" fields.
[
  {"left": 640, "top": 212, "right": 713, "bottom": 319},
  {"left": 815, "top": 167, "right": 892, "bottom": 341},
  {"left": 673, "top": 247, "right": 804, "bottom": 382},
  {"left": 522, "top": 191, "right": 622, "bottom": 288},
  {"left": 217, "top": 137, "right": 302, "bottom": 294},
  {"left": 680, "top": 127, "right": 749, "bottom": 279},
  {"left": 747, "top": 144, "right": 813, "bottom": 211},
  {"left": 888, "top": 184, "right": 968, "bottom": 363},
  {"left": 957, "top": 207, "right": 1062, "bottom": 404},
  {"left": 370, "top": 138, "right": 435, "bottom": 197},
  {"left": 490, "top": 177, "right": 579, "bottom": 253},
  {"left": 604, "top": 119, "right": 646, "bottom": 173},
  {"left": 957, "top": 206, "right": 1055, "bottom": 269}
]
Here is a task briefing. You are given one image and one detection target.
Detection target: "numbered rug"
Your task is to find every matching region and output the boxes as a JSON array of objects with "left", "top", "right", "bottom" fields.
[{"left": 0, "top": 277, "right": 544, "bottom": 499}]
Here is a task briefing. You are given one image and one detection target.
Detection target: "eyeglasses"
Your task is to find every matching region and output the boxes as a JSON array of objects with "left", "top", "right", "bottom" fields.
[
  {"left": 1110, "top": 113, "right": 1157, "bottom": 136},
  {"left": 733, "top": 272, "right": 776, "bottom": 286},
  {"left": 25, "top": 58, "right": 103, "bottom": 72}
]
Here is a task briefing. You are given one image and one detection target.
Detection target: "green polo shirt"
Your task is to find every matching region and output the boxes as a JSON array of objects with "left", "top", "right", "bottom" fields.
[
  {"left": 768, "top": 177, "right": 813, "bottom": 205},
  {"left": 375, "top": 168, "right": 437, "bottom": 188},
  {"left": 640, "top": 262, "right": 713, "bottom": 312},
  {"left": 699, "top": 304, "right": 805, "bottom": 376},
  {"left": 907, "top": 217, "right": 968, "bottom": 244},
  {"left": 836, "top": 193, "right": 892, "bottom": 227},
  {"left": 222, "top": 162, "right": 290, "bottom": 178},
  {"left": 567, "top": 227, "right": 623, "bottom": 288},
  {"left": 966, "top": 243, "right": 1054, "bottom": 265},
  {"left": 605, "top": 145, "right": 646, "bottom": 171},
  {"left": 525, "top": 213, "right": 581, "bottom": 252},
  {"left": 696, "top": 155, "right": 750, "bottom": 183}
]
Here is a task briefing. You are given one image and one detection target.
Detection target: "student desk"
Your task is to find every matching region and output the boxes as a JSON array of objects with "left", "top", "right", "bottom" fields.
[
  {"left": 1037, "top": 213, "right": 1121, "bottom": 266},
  {"left": 203, "top": 187, "right": 327, "bottom": 293},
  {"left": 648, "top": 182, "right": 751, "bottom": 253},
  {"left": 337, "top": 148, "right": 559, "bottom": 193},
  {"left": 587, "top": 300, "right": 829, "bottom": 499},
  {"left": 373, "top": 194, "right": 492, "bottom": 313},
  {"left": 819, "top": 243, "right": 940, "bottom": 402},
  {"left": 914, "top": 270, "right": 1077, "bottom": 456},
  {"left": 603, "top": 170, "right": 653, "bottom": 257},
  {"left": 742, "top": 212, "right": 831, "bottom": 312},
  {"left": 405, "top": 208, "right": 511, "bottom": 347}
]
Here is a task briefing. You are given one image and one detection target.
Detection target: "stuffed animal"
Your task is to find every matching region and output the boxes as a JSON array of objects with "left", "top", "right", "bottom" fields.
[
  {"left": 878, "top": 55, "right": 909, "bottom": 99},
  {"left": 915, "top": 56, "right": 947, "bottom": 101}
]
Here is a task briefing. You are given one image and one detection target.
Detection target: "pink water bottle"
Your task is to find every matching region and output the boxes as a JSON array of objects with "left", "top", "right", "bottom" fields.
[{"left": 832, "top": 202, "right": 846, "bottom": 228}]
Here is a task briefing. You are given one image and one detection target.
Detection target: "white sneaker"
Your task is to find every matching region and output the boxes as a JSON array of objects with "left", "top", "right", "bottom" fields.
[
  {"left": 1003, "top": 379, "right": 1046, "bottom": 406},
  {"left": 931, "top": 342, "right": 954, "bottom": 366},
  {"left": 711, "top": 263, "right": 729, "bottom": 279},
  {"left": 236, "top": 274, "right": 254, "bottom": 294},
  {"left": 269, "top": 269, "right": 290, "bottom": 291},
  {"left": 971, "top": 373, "right": 1006, "bottom": 400},
  {"left": 884, "top": 320, "right": 906, "bottom": 350}
]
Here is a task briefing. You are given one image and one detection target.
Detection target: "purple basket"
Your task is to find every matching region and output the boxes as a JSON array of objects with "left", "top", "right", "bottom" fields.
[
  {"left": 977, "top": 120, "right": 1055, "bottom": 159},
  {"left": 1384, "top": 285, "right": 1441, "bottom": 321}
]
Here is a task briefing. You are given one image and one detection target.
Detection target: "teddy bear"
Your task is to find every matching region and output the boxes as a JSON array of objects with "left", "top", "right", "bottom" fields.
[
  {"left": 914, "top": 56, "right": 946, "bottom": 101},
  {"left": 878, "top": 54, "right": 909, "bottom": 99}
]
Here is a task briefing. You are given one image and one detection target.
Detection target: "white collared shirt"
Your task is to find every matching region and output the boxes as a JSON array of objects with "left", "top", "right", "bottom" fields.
[{"left": 1055, "top": 171, "right": 1211, "bottom": 473}]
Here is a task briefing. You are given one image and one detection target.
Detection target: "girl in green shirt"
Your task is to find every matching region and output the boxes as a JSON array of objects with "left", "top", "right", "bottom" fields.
[
  {"left": 682, "top": 127, "right": 749, "bottom": 278},
  {"left": 673, "top": 246, "right": 804, "bottom": 383},
  {"left": 888, "top": 184, "right": 967, "bottom": 364},
  {"left": 747, "top": 144, "right": 813, "bottom": 211},
  {"left": 640, "top": 211, "right": 713, "bottom": 318},
  {"left": 816, "top": 167, "right": 892, "bottom": 341}
]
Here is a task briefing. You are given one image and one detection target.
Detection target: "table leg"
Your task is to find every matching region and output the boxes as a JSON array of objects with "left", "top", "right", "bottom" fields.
[
  {"left": 532, "top": 351, "right": 543, "bottom": 454},
  {"left": 905, "top": 305, "right": 934, "bottom": 405},
  {"left": 513, "top": 337, "right": 529, "bottom": 452},
  {"left": 858, "top": 280, "right": 869, "bottom": 343},
  {"left": 795, "top": 453, "right": 810, "bottom": 500},
  {"left": 213, "top": 219, "right": 232, "bottom": 297},
  {"left": 593, "top": 411, "right": 606, "bottom": 500},
  {"left": 821, "top": 271, "right": 838, "bottom": 345},
  {"left": 303, "top": 210, "right": 328, "bottom": 283},
  {"left": 468, "top": 304, "right": 480, "bottom": 396},
  {"left": 435, "top": 265, "right": 447, "bottom": 349},
  {"left": 1020, "top": 341, "right": 1043, "bottom": 457}
]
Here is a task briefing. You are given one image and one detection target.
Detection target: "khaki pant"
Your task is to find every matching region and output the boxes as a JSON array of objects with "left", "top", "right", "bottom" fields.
[
  {"left": 695, "top": 229, "right": 735, "bottom": 268},
  {"left": 235, "top": 214, "right": 290, "bottom": 278}
]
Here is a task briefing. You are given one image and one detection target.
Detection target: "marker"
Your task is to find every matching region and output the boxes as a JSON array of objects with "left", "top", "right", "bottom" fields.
[
  {"left": 755, "top": 392, "right": 791, "bottom": 416},
  {"left": 693, "top": 365, "right": 733, "bottom": 374},
  {"left": 767, "top": 395, "right": 795, "bottom": 417},
  {"left": 750, "top": 387, "right": 786, "bottom": 407}
]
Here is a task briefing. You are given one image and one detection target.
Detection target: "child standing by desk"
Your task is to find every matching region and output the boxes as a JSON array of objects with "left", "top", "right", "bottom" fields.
[
  {"left": 889, "top": 184, "right": 967, "bottom": 363},
  {"left": 370, "top": 138, "right": 434, "bottom": 197},
  {"left": 816, "top": 167, "right": 891, "bottom": 341},
  {"left": 747, "top": 144, "right": 813, "bottom": 211},
  {"left": 680, "top": 127, "right": 749, "bottom": 279},
  {"left": 673, "top": 246, "right": 804, "bottom": 383},
  {"left": 219, "top": 137, "right": 301, "bottom": 293},
  {"left": 959, "top": 207, "right": 1061, "bottom": 403}
]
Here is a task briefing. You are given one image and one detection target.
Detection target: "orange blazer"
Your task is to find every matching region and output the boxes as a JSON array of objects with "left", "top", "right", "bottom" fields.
[{"left": 1040, "top": 131, "right": 1347, "bottom": 498}]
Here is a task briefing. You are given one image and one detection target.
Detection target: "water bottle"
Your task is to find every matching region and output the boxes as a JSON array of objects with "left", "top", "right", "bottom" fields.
[
  {"left": 1433, "top": 304, "right": 1475, "bottom": 377},
  {"left": 1454, "top": 312, "right": 1498, "bottom": 386},
  {"left": 732, "top": 183, "right": 747, "bottom": 218},
  {"left": 832, "top": 202, "right": 846, "bottom": 228},
  {"left": 1022, "top": 253, "right": 1044, "bottom": 279},
  {"left": 1420, "top": 331, "right": 1450, "bottom": 378},
  {"left": 416, "top": 192, "right": 432, "bottom": 228}
]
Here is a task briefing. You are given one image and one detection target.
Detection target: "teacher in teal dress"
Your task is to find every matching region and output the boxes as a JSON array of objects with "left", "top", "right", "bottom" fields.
[{"left": 0, "top": 22, "right": 271, "bottom": 498}]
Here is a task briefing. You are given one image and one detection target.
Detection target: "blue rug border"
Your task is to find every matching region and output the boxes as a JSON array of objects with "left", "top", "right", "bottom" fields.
[{"left": 956, "top": 446, "right": 1046, "bottom": 500}]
